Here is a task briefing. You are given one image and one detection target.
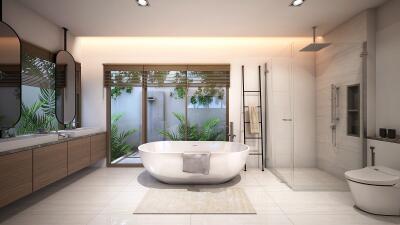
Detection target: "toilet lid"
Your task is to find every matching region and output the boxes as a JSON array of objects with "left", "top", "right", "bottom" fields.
[{"left": 345, "top": 166, "right": 400, "bottom": 186}]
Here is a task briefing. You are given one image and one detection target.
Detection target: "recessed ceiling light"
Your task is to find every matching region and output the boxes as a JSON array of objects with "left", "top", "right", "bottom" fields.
[
  {"left": 137, "top": 0, "right": 149, "bottom": 7},
  {"left": 290, "top": 0, "right": 305, "bottom": 7}
]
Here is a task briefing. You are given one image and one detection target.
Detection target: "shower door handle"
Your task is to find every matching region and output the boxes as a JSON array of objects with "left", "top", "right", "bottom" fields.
[{"left": 282, "top": 119, "right": 292, "bottom": 122}]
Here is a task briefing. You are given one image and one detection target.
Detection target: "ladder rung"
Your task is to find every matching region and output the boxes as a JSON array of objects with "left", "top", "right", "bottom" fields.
[
  {"left": 244, "top": 121, "right": 262, "bottom": 124},
  {"left": 244, "top": 106, "right": 261, "bottom": 108},
  {"left": 245, "top": 137, "right": 262, "bottom": 139},
  {"left": 249, "top": 153, "right": 262, "bottom": 156},
  {"left": 244, "top": 90, "right": 261, "bottom": 93}
]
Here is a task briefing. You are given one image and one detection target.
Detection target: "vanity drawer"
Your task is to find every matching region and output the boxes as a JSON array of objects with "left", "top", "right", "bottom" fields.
[
  {"left": 33, "top": 142, "right": 68, "bottom": 191},
  {"left": 0, "top": 150, "right": 32, "bottom": 207},
  {"left": 68, "top": 137, "right": 91, "bottom": 175},
  {"left": 90, "top": 133, "right": 106, "bottom": 163}
]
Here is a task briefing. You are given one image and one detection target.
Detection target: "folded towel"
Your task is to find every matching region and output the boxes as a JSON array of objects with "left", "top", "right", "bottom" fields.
[
  {"left": 182, "top": 151, "right": 210, "bottom": 175},
  {"left": 249, "top": 106, "right": 260, "bottom": 134}
]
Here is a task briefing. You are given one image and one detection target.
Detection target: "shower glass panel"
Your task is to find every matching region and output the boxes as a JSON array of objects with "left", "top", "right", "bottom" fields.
[
  {"left": 267, "top": 57, "right": 295, "bottom": 187},
  {"left": 289, "top": 42, "right": 364, "bottom": 190},
  {"left": 110, "top": 71, "right": 142, "bottom": 165}
]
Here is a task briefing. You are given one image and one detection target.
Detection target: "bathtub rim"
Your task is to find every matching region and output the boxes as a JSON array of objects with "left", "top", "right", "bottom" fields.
[{"left": 138, "top": 141, "right": 250, "bottom": 155}]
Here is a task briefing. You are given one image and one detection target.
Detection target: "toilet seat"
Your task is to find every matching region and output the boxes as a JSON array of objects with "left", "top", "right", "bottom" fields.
[{"left": 345, "top": 166, "right": 400, "bottom": 186}]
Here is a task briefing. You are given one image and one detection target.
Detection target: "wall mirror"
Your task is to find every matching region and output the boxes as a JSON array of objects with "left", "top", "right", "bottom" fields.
[
  {"left": 0, "top": 22, "right": 21, "bottom": 130},
  {"left": 55, "top": 50, "right": 76, "bottom": 125}
]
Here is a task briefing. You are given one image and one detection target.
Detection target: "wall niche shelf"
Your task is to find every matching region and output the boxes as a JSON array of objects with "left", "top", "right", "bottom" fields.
[{"left": 347, "top": 84, "right": 360, "bottom": 137}]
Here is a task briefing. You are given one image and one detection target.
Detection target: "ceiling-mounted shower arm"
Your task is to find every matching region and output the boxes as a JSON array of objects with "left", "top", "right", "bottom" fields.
[
  {"left": 312, "top": 26, "right": 316, "bottom": 43},
  {"left": 63, "top": 27, "right": 68, "bottom": 51},
  {"left": 1, "top": 0, "right": 3, "bottom": 22}
]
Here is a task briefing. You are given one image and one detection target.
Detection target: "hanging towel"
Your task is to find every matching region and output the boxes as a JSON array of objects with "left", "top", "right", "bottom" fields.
[
  {"left": 182, "top": 151, "right": 210, "bottom": 175},
  {"left": 249, "top": 106, "right": 260, "bottom": 134}
]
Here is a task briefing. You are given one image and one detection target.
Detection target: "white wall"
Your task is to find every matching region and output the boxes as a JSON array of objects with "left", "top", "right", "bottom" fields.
[
  {"left": 376, "top": 0, "right": 400, "bottom": 134},
  {"left": 74, "top": 37, "right": 316, "bottom": 167},
  {"left": 3, "top": 0, "right": 62, "bottom": 52}
]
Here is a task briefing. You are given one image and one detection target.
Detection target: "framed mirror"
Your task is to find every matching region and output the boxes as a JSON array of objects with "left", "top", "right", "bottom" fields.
[
  {"left": 55, "top": 50, "right": 76, "bottom": 125},
  {"left": 0, "top": 22, "right": 21, "bottom": 130}
]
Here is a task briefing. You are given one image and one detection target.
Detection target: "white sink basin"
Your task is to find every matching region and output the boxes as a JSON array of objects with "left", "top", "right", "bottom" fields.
[
  {"left": 58, "top": 127, "right": 103, "bottom": 138},
  {"left": 0, "top": 134, "right": 59, "bottom": 152}
]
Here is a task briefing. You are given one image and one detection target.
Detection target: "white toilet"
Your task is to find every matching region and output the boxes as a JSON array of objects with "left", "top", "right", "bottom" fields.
[{"left": 345, "top": 166, "right": 400, "bottom": 215}]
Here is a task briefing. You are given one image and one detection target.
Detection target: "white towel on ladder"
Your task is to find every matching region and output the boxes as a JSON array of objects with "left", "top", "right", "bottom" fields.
[{"left": 249, "top": 105, "right": 260, "bottom": 134}]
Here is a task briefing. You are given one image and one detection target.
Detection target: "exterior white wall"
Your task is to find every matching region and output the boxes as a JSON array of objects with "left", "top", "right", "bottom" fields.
[
  {"left": 315, "top": 12, "right": 369, "bottom": 178},
  {"left": 74, "top": 37, "right": 316, "bottom": 168},
  {"left": 376, "top": 0, "right": 400, "bottom": 135}
]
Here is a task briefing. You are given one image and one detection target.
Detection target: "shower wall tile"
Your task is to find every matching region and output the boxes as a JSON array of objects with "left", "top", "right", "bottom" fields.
[{"left": 315, "top": 11, "right": 368, "bottom": 179}]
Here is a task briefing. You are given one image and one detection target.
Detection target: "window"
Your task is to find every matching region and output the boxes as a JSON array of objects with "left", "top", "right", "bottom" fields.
[
  {"left": 16, "top": 42, "right": 58, "bottom": 135},
  {"left": 104, "top": 64, "right": 230, "bottom": 166}
]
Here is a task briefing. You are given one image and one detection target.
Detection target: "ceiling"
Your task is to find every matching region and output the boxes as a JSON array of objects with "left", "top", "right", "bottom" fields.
[{"left": 17, "top": 0, "right": 387, "bottom": 37}]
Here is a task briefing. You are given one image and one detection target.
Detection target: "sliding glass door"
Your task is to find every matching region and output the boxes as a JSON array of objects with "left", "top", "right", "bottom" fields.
[{"left": 104, "top": 64, "right": 230, "bottom": 166}]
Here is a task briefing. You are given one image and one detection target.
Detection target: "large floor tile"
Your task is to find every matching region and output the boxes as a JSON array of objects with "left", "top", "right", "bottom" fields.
[
  {"left": 0, "top": 214, "right": 96, "bottom": 225},
  {"left": 87, "top": 214, "right": 190, "bottom": 225},
  {"left": 190, "top": 215, "right": 293, "bottom": 225},
  {"left": 288, "top": 214, "right": 400, "bottom": 225}
]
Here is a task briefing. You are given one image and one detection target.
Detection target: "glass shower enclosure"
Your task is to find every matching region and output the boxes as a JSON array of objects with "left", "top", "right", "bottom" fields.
[{"left": 268, "top": 42, "right": 365, "bottom": 191}]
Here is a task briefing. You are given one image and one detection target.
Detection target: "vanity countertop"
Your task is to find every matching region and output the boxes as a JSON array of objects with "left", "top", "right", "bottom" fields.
[
  {"left": 0, "top": 131, "right": 106, "bottom": 156},
  {"left": 368, "top": 136, "right": 400, "bottom": 144}
]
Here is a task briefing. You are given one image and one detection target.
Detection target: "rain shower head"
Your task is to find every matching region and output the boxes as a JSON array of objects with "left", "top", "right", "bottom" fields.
[{"left": 300, "top": 26, "right": 331, "bottom": 52}]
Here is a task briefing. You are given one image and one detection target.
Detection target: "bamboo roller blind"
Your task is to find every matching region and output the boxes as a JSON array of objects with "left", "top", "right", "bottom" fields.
[{"left": 103, "top": 64, "right": 230, "bottom": 88}]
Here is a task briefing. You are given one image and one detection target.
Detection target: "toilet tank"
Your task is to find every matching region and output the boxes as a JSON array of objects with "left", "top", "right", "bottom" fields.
[{"left": 367, "top": 139, "right": 400, "bottom": 170}]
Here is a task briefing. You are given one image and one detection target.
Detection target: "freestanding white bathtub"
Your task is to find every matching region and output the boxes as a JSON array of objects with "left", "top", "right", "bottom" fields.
[{"left": 138, "top": 141, "right": 249, "bottom": 184}]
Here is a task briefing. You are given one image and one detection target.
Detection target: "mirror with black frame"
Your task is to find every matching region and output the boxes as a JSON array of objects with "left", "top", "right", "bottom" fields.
[
  {"left": 55, "top": 50, "right": 76, "bottom": 125},
  {"left": 0, "top": 21, "right": 21, "bottom": 134}
]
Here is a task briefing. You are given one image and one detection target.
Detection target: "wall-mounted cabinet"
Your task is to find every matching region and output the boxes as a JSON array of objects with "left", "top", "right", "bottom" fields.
[
  {"left": 68, "top": 137, "right": 91, "bottom": 175},
  {"left": 0, "top": 151, "right": 33, "bottom": 207},
  {"left": 90, "top": 133, "right": 106, "bottom": 164},
  {"left": 33, "top": 143, "right": 68, "bottom": 191},
  {"left": 0, "top": 132, "right": 106, "bottom": 208},
  {"left": 347, "top": 84, "right": 360, "bottom": 137}
]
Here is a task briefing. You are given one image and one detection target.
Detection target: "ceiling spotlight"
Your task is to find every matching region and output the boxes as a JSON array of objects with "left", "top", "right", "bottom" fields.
[
  {"left": 137, "top": 0, "right": 149, "bottom": 7},
  {"left": 290, "top": 0, "right": 305, "bottom": 6}
]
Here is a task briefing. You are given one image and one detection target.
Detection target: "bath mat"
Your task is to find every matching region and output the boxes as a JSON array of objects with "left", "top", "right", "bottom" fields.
[{"left": 134, "top": 187, "right": 256, "bottom": 214}]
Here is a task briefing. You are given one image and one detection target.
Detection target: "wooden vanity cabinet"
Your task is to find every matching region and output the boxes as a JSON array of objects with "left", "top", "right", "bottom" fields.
[
  {"left": 0, "top": 150, "right": 33, "bottom": 207},
  {"left": 68, "top": 137, "right": 91, "bottom": 175},
  {"left": 33, "top": 142, "right": 68, "bottom": 191},
  {"left": 0, "top": 132, "right": 106, "bottom": 208},
  {"left": 90, "top": 133, "right": 106, "bottom": 163}
]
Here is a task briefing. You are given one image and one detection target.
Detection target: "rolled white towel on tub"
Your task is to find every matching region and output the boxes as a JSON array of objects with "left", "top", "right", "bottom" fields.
[{"left": 182, "top": 151, "right": 210, "bottom": 175}]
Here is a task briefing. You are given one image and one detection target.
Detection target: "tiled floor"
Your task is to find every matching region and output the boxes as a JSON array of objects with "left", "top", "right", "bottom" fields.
[
  {"left": 0, "top": 167, "right": 399, "bottom": 225},
  {"left": 272, "top": 167, "right": 349, "bottom": 191}
]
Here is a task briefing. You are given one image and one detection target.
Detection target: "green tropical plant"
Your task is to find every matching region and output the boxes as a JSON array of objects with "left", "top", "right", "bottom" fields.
[
  {"left": 111, "top": 113, "right": 136, "bottom": 161},
  {"left": 16, "top": 88, "right": 58, "bottom": 135},
  {"left": 39, "top": 88, "right": 56, "bottom": 117},
  {"left": 17, "top": 101, "right": 56, "bottom": 135},
  {"left": 111, "top": 86, "right": 133, "bottom": 100},
  {"left": 159, "top": 112, "right": 225, "bottom": 141}
]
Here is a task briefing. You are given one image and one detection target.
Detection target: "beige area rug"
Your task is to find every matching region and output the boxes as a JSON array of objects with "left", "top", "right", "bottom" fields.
[{"left": 134, "top": 187, "right": 256, "bottom": 214}]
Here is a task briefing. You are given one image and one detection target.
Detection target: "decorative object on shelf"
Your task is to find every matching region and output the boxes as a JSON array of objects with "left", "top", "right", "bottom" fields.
[
  {"left": 388, "top": 129, "right": 397, "bottom": 139},
  {"left": 379, "top": 128, "right": 387, "bottom": 138}
]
